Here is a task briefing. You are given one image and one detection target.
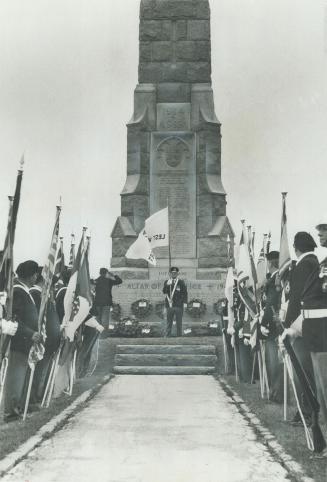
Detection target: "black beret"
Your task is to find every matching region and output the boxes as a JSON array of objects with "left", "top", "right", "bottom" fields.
[
  {"left": 294, "top": 232, "right": 317, "bottom": 253},
  {"left": 16, "top": 260, "right": 39, "bottom": 278},
  {"left": 266, "top": 251, "right": 279, "bottom": 261},
  {"left": 170, "top": 266, "right": 179, "bottom": 273}
]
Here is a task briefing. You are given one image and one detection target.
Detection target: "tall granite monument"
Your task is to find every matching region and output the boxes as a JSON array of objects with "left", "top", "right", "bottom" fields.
[{"left": 111, "top": 0, "right": 234, "bottom": 328}]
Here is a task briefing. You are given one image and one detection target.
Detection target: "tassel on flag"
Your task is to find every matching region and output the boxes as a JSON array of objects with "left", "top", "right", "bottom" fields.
[{"left": 279, "top": 193, "right": 292, "bottom": 278}]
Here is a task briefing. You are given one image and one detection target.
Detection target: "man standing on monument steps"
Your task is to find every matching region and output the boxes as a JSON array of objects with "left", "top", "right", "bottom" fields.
[{"left": 163, "top": 267, "right": 188, "bottom": 337}]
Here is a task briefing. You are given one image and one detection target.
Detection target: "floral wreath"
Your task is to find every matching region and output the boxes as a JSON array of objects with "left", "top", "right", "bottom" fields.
[
  {"left": 115, "top": 316, "right": 141, "bottom": 337},
  {"left": 111, "top": 303, "right": 121, "bottom": 321},
  {"left": 186, "top": 298, "right": 206, "bottom": 318},
  {"left": 131, "top": 299, "right": 153, "bottom": 318},
  {"left": 213, "top": 298, "right": 227, "bottom": 315}
]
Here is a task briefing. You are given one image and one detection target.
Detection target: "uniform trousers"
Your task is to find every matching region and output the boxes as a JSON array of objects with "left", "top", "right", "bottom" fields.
[
  {"left": 96, "top": 306, "right": 111, "bottom": 329},
  {"left": 166, "top": 307, "right": 183, "bottom": 337},
  {"left": 4, "top": 350, "right": 29, "bottom": 416},
  {"left": 311, "top": 353, "right": 327, "bottom": 423}
]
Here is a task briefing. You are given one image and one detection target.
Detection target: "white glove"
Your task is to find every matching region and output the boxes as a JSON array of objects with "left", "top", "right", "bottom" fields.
[
  {"left": 260, "top": 326, "right": 270, "bottom": 337},
  {"left": 227, "top": 326, "right": 235, "bottom": 336},
  {"left": 85, "top": 317, "right": 104, "bottom": 333},
  {"left": 167, "top": 279, "right": 172, "bottom": 286},
  {"left": 243, "top": 338, "right": 250, "bottom": 346},
  {"left": 281, "top": 327, "right": 297, "bottom": 342},
  {"left": 1, "top": 319, "right": 18, "bottom": 336}
]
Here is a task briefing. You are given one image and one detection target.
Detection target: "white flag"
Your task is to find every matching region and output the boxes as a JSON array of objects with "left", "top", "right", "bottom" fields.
[
  {"left": 125, "top": 207, "right": 169, "bottom": 265},
  {"left": 145, "top": 207, "right": 169, "bottom": 249},
  {"left": 125, "top": 229, "right": 157, "bottom": 266}
]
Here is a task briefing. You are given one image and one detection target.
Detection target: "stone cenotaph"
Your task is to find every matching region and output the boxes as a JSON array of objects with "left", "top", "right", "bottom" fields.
[{"left": 111, "top": 0, "right": 234, "bottom": 332}]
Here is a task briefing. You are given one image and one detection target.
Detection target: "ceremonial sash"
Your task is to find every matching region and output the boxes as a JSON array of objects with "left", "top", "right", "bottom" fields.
[
  {"left": 13, "top": 283, "right": 36, "bottom": 305},
  {"left": 166, "top": 279, "right": 179, "bottom": 308}
]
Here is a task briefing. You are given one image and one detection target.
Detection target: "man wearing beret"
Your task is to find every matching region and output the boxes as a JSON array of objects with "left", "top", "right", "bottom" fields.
[
  {"left": 4, "top": 260, "right": 41, "bottom": 422},
  {"left": 284, "top": 226, "right": 327, "bottom": 454},
  {"left": 283, "top": 233, "right": 318, "bottom": 425},
  {"left": 163, "top": 267, "right": 188, "bottom": 337},
  {"left": 260, "top": 251, "right": 283, "bottom": 401}
]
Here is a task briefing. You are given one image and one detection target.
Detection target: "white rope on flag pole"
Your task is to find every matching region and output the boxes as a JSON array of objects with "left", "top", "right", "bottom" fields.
[
  {"left": 23, "top": 364, "right": 36, "bottom": 421},
  {"left": 87, "top": 337, "right": 100, "bottom": 377},
  {"left": 251, "top": 351, "right": 257, "bottom": 384},
  {"left": 222, "top": 332, "right": 229, "bottom": 374},
  {"left": 41, "top": 356, "right": 56, "bottom": 408},
  {"left": 260, "top": 341, "right": 270, "bottom": 399},
  {"left": 0, "top": 356, "right": 9, "bottom": 408},
  {"left": 284, "top": 353, "right": 314, "bottom": 451},
  {"left": 257, "top": 349, "right": 264, "bottom": 398},
  {"left": 45, "top": 348, "right": 61, "bottom": 408},
  {"left": 283, "top": 358, "right": 288, "bottom": 421}
]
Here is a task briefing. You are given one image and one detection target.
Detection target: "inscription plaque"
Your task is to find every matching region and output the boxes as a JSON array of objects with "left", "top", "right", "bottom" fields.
[
  {"left": 157, "top": 103, "right": 191, "bottom": 131},
  {"left": 150, "top": 132, "right": 196, "bottom": 259}
]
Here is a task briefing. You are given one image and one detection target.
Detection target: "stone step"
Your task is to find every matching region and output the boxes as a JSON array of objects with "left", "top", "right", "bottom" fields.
[
  {"left": 115, "top": 354, "right": 217, "bottom": 367},
  {"left": 115, "top": 344, "right": 216, "bottom": 355},
  {"left": 113, "top": 366, "right": 217, "bottom": 375}
]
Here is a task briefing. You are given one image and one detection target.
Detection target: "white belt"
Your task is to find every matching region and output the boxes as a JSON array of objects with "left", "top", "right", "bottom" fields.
[{"left": 302, "top": 309, "right": 327, "bottom": 319}]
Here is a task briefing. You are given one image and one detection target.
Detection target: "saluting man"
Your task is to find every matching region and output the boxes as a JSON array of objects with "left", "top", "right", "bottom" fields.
[{"left": 163, "top": 267, "right": 188, "bottom": 337}]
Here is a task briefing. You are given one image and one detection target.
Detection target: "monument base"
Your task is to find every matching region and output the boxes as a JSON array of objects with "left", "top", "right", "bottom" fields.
[{"left": 111, "top": 266, "right": 227, "bottom": 337}]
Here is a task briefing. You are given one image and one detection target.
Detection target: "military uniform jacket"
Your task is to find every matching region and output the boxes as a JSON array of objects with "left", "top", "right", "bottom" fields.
[
  {"left": 163, "top": 278, "right": 188, "bottom": 308},
  {"left": 285, "top": 253, "right": 319, "bottom": 328},
  {"left": 261, "top": 272, "right": 280, "bottom": 338},
  {"left": 301, "top": 256, "right": 327, "bottom": 353},
  {"left": 11, "top": 281, "right": 38, "bottom": 355}
]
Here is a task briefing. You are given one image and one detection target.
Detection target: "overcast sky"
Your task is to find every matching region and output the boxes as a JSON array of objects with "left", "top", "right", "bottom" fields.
[{"left": 0, "top": 0, "right": 326, "bottom": 274}]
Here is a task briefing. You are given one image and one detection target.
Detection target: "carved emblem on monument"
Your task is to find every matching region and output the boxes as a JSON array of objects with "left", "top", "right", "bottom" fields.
[{"left": 157, "top": 137, "right": 191, "bottom": 169}]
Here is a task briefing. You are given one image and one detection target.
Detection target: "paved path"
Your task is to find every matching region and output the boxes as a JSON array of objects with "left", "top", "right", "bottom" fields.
[{"left": 3, "top": 376, "right": 289, "bottom": 482}]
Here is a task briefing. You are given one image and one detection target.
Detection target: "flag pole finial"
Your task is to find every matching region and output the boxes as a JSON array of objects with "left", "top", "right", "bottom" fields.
[{"left": 19, "top": 154, "right": 25, "bottom": 171}]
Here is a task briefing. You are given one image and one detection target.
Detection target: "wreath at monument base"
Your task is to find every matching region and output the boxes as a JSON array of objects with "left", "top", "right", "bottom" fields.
[
  {"left": 131, "top": 299, "right": 153, "bottom": 319},
  {"left": 186, "top": 299, "right": 206, "bottom": 318},
  {"left": 213, "top": 298, "right": 227, "bottom": 315},
  {"left": 110, "top": 303, "right": 121, "bottom": 321},
  {"left": 115, "top": 316, "right": 141, "bottom": 337},
  {"left": 155, "top": 301, "right": 166, "bottom": 320}
]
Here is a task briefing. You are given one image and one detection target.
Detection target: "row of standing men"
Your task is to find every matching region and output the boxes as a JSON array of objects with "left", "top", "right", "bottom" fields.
[
  {"left": 221, "top": 223, "right": 327, "bottom": 453},
  {"left": 1, "top": 264, "right": 122, "bottom": 422}
]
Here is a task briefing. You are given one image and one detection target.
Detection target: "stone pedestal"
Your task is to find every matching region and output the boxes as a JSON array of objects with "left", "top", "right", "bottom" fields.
[{"left": 111, "top": 0, "right": 234, "bottom": 329}]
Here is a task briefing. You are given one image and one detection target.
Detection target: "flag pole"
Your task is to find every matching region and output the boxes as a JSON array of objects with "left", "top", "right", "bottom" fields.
[{"left": 167, "top": 198, "right": 171, "bottom": 272}]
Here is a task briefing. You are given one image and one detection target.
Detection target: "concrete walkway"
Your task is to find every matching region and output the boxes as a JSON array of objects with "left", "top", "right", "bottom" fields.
[{"left": 3, "top": 376, "right": 289, "bottom": 482}]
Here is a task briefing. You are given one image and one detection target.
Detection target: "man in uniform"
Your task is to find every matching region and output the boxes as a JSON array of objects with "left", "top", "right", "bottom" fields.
[
  {"left": 163, "top": 267, "right": 188, "bottom": 337},
  {"left": 260, "top": 251, "right": 283, "bottom": 401},
  {"left": 282, "top": 232, "right": 319, "bottom": 425},
  {"left": 94, "top": 268, "right": 122, "bottom": 329},
  {"left": 4, "top": 260, "right": 40, "bottom": 422},
  {"left": 284, "top": 223, "right": 327, "bottom": 455}
]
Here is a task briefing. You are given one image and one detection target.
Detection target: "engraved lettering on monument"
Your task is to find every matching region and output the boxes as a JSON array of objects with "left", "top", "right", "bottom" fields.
[
  {"left": 150, "top": 133, "right": 196, "bottom": 259},
  {"left": 157, "top": 103, "right": 191, "bottom": 131}
]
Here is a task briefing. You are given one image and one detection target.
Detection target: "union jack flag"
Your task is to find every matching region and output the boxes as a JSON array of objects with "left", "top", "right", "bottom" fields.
[
  {"left": 38, "top": 206, "right": 61, "bottom": 332},
  {"left": 54, "top": 237, "right": 65, "bottom": 279}
]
